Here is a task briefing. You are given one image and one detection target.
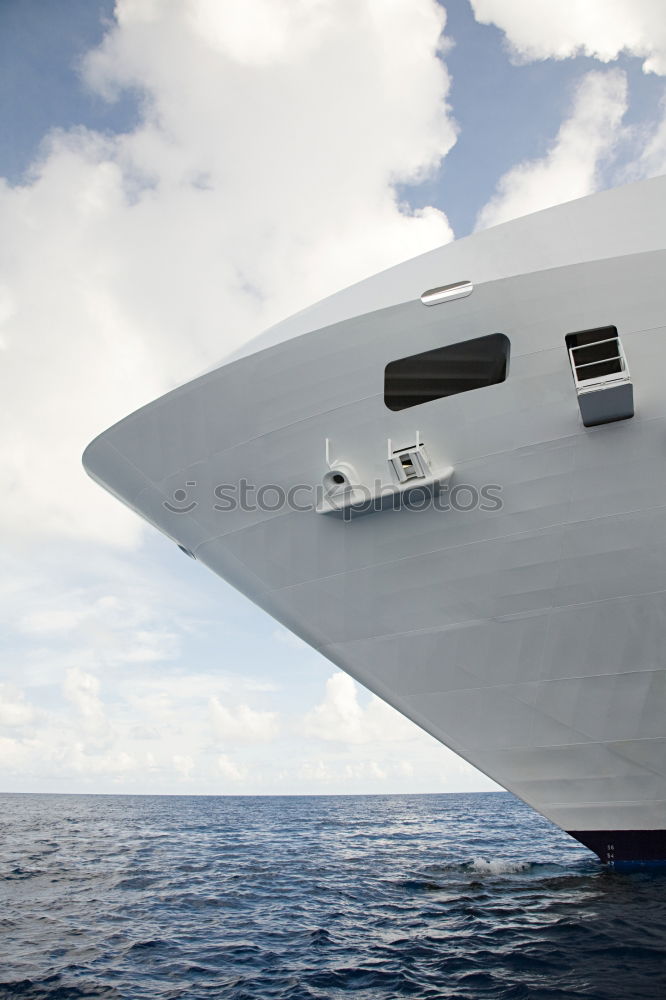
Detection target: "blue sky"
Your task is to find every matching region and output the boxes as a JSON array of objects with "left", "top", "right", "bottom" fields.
[{"left": 2, "top": 0, "right": 665, "bottom": 794}]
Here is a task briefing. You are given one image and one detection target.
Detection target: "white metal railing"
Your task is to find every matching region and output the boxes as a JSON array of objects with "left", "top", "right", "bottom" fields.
[{"left": 568, "top": 335, "right": 630, "bottom": 391}]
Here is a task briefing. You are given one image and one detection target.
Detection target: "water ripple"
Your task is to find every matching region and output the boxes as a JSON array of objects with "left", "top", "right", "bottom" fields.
[{"left": 1, "top": 793, "right": 665, "bottom": 999}]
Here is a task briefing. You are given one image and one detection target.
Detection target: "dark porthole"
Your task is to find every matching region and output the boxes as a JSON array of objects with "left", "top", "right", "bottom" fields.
[{"left": 384, "top": 332, "right": 510, "bottom": 412}]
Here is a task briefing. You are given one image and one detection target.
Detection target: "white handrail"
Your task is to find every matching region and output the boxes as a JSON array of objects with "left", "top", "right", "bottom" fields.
[
  {"left": 569, "top": 336, "right": 620, "bottom": 354},
  {"left": 575, "top": 354, "right": 623, "bottom": 370},
  {"left": 568, "top": 334, "right": 630, "bottom": 390}
]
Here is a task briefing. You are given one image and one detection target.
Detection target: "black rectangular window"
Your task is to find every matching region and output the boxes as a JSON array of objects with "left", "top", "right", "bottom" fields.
[{"left": 384, "top": 332, "right": 510, "bottom": 411}]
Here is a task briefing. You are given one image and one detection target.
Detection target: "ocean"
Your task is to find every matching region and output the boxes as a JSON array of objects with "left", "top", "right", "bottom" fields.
[{"left": 1, "top": 792, "right": 665, "bottom": 999}]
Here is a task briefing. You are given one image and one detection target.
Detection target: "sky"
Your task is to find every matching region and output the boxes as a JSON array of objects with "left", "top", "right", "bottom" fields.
[{"left": 1, "top": 0, "right": 666, "bottom": 796}]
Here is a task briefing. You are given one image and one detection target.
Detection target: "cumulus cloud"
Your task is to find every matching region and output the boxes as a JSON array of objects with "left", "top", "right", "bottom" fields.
[
  {"left": 172, "top": 753, "right": 195, "bottom": 778},
  {"left": 0, "top": 728, "right": 143, "bottom": 780},
  {"left": 303, "top": 671, "right": 419, "bottom": 744},
  {"left": 1, "top": 0, "right": 455, "bottom": 550},
  {"left": 0, "top": 731, "right": 141, "bottom": 781},
  {"left": 476, "top": 70, "right": 628, "bottom": 229},
  {"left": 470, "top": 0, "right": 666, "bottom": 75},
  {"left": 0, "top": 537, "right": 288, "bottom": 790},
  {"left": 217, "top": 753, "right": 247, "bottom": 782},
  {"left": 295, "top": 672, "right": 500, "bottom": 793},
  {"left": 15, "top": 578, "right": 181, "bottom": 667},
  {"left": 628, "top": 96, "right": 666, "bottom": 179},
  {"left": 209, "top": 695, "right": 279, "bottom": 742},
  {"left": 0, "top": 665, "right": 282, "bottom": 788},
  {"left": 63, "top": 666, "right": 109, "bottom": 737},
  {"left": 0, "top": 685, "right": 35, "bottom": 727},
  {"left": 298, "top": 757, "right": 389, "bottom": 783},
  {"left": 295, "top": 752, "right": 468, "bottom": 790},
  {"left": 344, "top": 759, "right": 387, "bottom": 781},
  {"left": 0, "top": 736, "right": 32, "bottom": 770}
]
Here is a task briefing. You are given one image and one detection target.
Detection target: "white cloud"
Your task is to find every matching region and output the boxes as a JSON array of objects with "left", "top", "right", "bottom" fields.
[
  {"left": 0, "top": 685, "right": 35, "bottom": 727},
  {"left": 0, "top": 541, "right": 290, "bottom": 790},
  {"left": 298, "top": 757, "right": 390, "bottom": 783},
  {"left": 67, "top": 747, "right": 138, "bottom": 777},
  {"left": 476, "top": 70, "right": 628, "bottom": 230},
  {"left": 183, "top": 0, "right": 335, "bottom": 67},
  {"left": 344, "top": 759, "right": 387, "bottom": 781},
  {"left": 299, "top": 758, "right": 333, "bottom": 783},
  {"left": 628, "top": 96, "right": 666, "bottom": 179},
  {"left": 0, "top": 736, "right": 32, "bottom": 769},
  {"left": 209, "top": 696, "right": 279, "bottom": 742},
  {"left": 295, "top": 751, "right": 472, "bottom": 790},
  {"left": 217, "top": 753, "right": 247, "bottom": 781},
  {"left": 0, "top": 731, "right": 141, "bottom": 781},
  {"left": 19, "top": 605, "right": 92, "bottom": 635},
  {"left": 12, "top": 580, "right": 182, "bottom": 679},
  {"left": 303, "top": 671, "right": 419, "bottom": 744},
  {"left": 173, "top": 753, "right": 195, "bottom": 778},
  {"left": 470, "top": 0, "right": 666, "bottom": 75},
  {"left": 63, "top": 666, "right": 108, "bottom": 736},
  {"left": 1, "top": 0, "right": 455, "bottom": 551},
  {"left": 294, "top": 672, "right": 501, "bottom": 794}
]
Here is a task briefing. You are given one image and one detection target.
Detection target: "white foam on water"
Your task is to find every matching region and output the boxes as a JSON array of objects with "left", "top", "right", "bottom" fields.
[{"left": 468, "top": 857, "right": 530, "bottom": 876}]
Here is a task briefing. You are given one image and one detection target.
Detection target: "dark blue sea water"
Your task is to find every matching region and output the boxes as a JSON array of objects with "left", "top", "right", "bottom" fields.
[{"left": 2, "top": 792, "right": 666, "bottom": 1000}]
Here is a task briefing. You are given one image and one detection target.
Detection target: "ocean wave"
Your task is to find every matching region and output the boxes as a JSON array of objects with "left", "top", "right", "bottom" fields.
[
  {"left": 467, "top": 857, "right": 532, "bottom": 876},
  {"left": 1, "top": 791, "right": 665, "bottom": 999}
]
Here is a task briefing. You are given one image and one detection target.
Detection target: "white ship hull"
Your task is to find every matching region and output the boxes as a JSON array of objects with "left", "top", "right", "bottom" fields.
[{"left": 84, "top": 176, "right": 666, "bottom": 863}]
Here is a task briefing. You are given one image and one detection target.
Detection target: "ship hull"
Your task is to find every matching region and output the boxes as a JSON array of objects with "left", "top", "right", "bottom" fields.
[{"left": 84, "top": 177, "right": 666, "bottom": 863}]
